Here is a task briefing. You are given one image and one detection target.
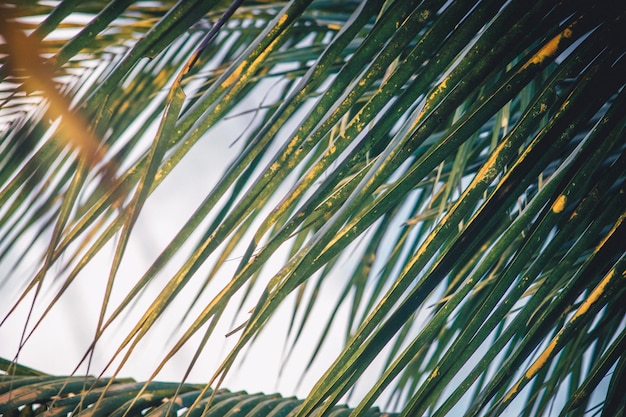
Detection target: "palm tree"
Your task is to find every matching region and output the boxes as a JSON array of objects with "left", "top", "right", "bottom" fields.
[{"left": 0, "top": 0, "right": 624, "bottom": 416}]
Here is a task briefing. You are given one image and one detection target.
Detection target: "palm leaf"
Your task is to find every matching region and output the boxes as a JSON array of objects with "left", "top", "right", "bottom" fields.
[
  {"left": 1, "top": 0, "right": 624, "bottom": 416},
  {"left": 0, "top": 365, "right": 390, "bottom": 417}
]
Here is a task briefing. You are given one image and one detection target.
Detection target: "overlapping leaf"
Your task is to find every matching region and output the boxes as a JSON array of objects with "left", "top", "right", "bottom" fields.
[{"left": 1, "top": 1, "right": 624, "bottom": 416}]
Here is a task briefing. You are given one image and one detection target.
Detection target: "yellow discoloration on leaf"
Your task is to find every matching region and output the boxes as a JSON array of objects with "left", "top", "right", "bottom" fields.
[
  {"left": 552, "top": 195, "right": 566, "bottom": 213},
  {"left": 326, "top": 225, "right": 346, "bottom": 249},
  {"left": 407, "top": 78, "right": 448, "bottom": 132},
  {"left": 571, "top": 269, "right": 614, "bottom": 319},
  {"left": 285, "top": 137, "right": 300, "bottom": 155},
  {"left": 222, "top": 64, "right": 244, "bottom": 88},
  {"left": 525, "top": 338, "right": 558, "bottom": 379},
  {"left": 428, "top": 79, "right": 447, "bottom": 102},
  {"left": 524, "top": 27, "right": 573, "bottom": 68},
  {"left": 154, "top": 69, "right": 169, "bottom": 84},
  {"left": 471, "top": 164, "right": 498, "bottom": 187},
  {"left": 277, "top": 12, "right": 288, "bottom": 26},
  {"left": 269, "top": 162, "right": 280, "bottom": 173},
  {"left": 503, "top": 336, "right": 558, "bottom": 403},
  {"left": 504, "top": 270, "right": 619, "bottom": 404}
]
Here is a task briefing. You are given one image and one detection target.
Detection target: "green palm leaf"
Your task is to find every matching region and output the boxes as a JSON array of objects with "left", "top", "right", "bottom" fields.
[{"left": 1, "top": 0, "right": 624, "bottom": 416}]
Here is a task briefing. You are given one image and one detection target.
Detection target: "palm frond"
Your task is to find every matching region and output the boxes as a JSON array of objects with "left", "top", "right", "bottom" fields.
[
  {"left": 0, "top": 363, "right": 391, "bottom": 417},
  {"left": 1, "top": 0, "right": 624, "bottom": 416}
]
